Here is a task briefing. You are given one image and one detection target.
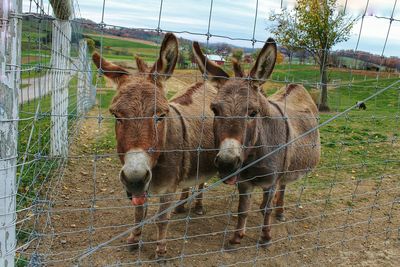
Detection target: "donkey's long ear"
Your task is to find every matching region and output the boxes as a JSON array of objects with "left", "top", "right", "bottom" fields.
[
  {"left": 231, "top": 58, "right": 244, "bottom": 78},
  {"left": 192, "top": 41, "right": 229, "bottom": 87},
  {"left": 150, "top": 33, "right": 178, "bottom": 82},
  {"left": 92, "top": 52, "right": 129, "bottom": 85},
  {"left": 249, "top": 38, "right": 277, "bottom": 88},
  {"left": 135, "top": 56, "right": 149, "bottom": 73}
]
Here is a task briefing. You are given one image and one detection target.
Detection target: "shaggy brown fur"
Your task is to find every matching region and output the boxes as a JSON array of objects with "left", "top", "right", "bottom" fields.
[
  {"left": 93, "top": 33, "right": 217, "bottom": 258},
  {"left": 193, "top": 38, "right": 320, "bottom": 248}
]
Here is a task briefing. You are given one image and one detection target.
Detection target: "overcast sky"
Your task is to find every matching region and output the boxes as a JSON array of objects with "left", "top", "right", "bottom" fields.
[{"left": 28, "top": 0, "right": 400, "bottom": 56}]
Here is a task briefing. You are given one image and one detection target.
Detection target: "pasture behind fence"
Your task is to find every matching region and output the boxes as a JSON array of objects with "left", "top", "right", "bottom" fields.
[{"left": 0, "top": 0, "right": 399, "bottom": 266}]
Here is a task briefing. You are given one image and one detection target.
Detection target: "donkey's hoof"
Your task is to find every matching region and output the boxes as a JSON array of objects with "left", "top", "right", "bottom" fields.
[
  {"left": 276, "top": 213, "right": 286, "bottom": 222},
  {"left": 224, "top": 235, "right": 243, "bottom": 251},
  {"left": 127, "top": 242, "right": 139, "bottom": 252},
  {"left": 127, "top": 235, "right": 140, "bottom": 252},
  {"left": 258, "top": 237, "right": 272, "bottom": 249},
  {"left": 155, "top": 253, "right": 167, "bottom": 265},
  {"left": 174, "top": 205, "right": 187, "bottom": 214},
  {"left": 194, "top": 206, "right": 205, "bottom": 215},
  {"left": 224, "top": 241, "right": 240, "bottom": 252},
  {"left": 156, "top": 257, "right": 167, "bottom": 265}
]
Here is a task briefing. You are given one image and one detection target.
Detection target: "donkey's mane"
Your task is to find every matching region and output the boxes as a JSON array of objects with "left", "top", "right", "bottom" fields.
[
  {"left": 171, "top": 82, "right": 203, "bottom": 106},
  {"left": 283, "top": 84, "right": 299, "bottom": 97}
]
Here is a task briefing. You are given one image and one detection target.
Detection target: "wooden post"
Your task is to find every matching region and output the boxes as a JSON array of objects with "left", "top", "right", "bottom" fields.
[
  {"left": 77, "top": 39, "right": 87, "bottom": 115},
  {"left": 50, "top": 20, "right": 71, "bottom": 157},
  {"left": 77, "top": 39, "right": 96, "bottom": 115},
  {"left": 88, "top": 57, "right": 96, "bottom": 108},
  {"left": 49, "top": 0, "right": 72, "bottom": 20},
  {"left": 0, "top": 0, "right": 22, "bottom": 266},
  {"left": 49, "top": 1, "right": 71, "bottom": 157}
]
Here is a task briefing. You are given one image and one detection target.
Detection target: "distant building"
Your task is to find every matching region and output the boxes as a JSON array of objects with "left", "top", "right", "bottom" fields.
[{"left": 206, "top": 54, "right": 225, "bottom": 65}]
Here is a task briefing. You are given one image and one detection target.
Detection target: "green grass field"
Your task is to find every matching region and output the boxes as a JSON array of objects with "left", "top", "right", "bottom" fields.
[
  {"left": 85, "top": 34, "right": 156, "bottom": 49},
  {"left": 272, "top": 64, "right": 366, "bottom": 83}
]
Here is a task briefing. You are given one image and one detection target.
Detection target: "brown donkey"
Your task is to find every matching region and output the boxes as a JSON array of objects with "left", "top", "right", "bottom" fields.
[
  {"left": 193, "top": 38, "right": 320, "bottom": 248},
  {"left": 92, "top": 33, "right": 217, "bottom": 258}
]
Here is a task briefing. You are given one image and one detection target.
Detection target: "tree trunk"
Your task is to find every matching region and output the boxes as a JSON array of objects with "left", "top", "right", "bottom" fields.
[{"left": 319, "top": 60, "right": 330, "bottom": 111}]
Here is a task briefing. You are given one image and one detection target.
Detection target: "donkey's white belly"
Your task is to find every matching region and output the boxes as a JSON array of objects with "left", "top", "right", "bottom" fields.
[{"left": 147, "top": 175, "right": 209, "bottom": 195}]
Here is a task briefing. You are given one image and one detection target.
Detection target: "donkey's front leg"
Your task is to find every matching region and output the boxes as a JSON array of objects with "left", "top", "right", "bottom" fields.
[
  {"left": 127, "top": 204, "right": 146, "bottom": 252},
  {"left": 274, "top": 183, "right": 286, "bottom": 222},
  {"left": 174, "top": 188, "right": 189, "bottom": 214},
  {"left": 194, "top": 183, "right": 205, "bottom": 215},
  {"left": 229, "top": 183, "right": 254, "bottom": 246},
  {"left": 155, "top": 194, "right": 175, "bottom": 259},
  {"left": 259, "top": 185, "right": 276, "bottom": 247}
]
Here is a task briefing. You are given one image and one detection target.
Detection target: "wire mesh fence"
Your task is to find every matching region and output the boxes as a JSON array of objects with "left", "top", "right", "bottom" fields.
[{"left": 0, "top": 0, "right": 399, "bottom": 266}]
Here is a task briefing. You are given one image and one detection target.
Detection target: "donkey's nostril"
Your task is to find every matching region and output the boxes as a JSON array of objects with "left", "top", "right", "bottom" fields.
[
  {"left": 120, "top": 168, "right": 151, "bottom": 187},
  {"left": 120, "top": 170, "right": 128, "bottom": 182},
  {"left": 234, "top": 156, "right": 241, "bottom": 168},
  {"left": 214, "top": 155, "right": 227, "bottom": 168},
  {"left": 214, "top": 156, "right": 220, "bottom": 168},
  {"left": 143, "top": 170, "right": 151, "bottom": 184},
  {"left": 215, "top": 154, "right": 241, "bottom": 172}
]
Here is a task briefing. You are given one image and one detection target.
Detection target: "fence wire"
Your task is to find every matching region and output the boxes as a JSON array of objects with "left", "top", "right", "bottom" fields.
[{"left": 0, "top": 0, "right": 399, "bottom": 266}]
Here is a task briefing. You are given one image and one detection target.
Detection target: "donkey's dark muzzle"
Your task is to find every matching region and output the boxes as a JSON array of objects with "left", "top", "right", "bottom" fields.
[
  {"left": 120, "top": 169, "right": 151, "bottom": 195},
  {"left": 214, "top": 155, "right": 241, "bottom": 180}
]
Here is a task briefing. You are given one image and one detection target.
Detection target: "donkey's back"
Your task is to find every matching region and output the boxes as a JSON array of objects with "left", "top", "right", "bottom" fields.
[
  {"left": 269, "top": 84, "right": 320, "bottom": 184},
  {"left": 170, "top": 82, "right": 218, "bottom": 186}
]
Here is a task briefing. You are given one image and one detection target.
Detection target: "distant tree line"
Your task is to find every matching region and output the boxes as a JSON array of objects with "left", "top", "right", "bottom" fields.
[{"left": 331, "top": 50, "right": 400, "bottom": 71}]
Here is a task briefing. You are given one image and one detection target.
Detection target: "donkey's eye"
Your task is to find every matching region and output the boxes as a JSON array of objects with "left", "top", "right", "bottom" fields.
[
  {"left": 114, "top": 115, "right": 122, "bottom": 124},
  {"left": 249, "top": 111, "right": 258, "bottom": 118},
  {"left": 155, "top": 114, "right": 166, "bottom": 123}
]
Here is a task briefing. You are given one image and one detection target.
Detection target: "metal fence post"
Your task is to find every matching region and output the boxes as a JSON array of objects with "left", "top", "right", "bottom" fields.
[
  {"left": 50, "top": 12, "right": 71, "bottom": 157},
  {"left": 0, "top": 0, "right": 22, "bottom": 266}
]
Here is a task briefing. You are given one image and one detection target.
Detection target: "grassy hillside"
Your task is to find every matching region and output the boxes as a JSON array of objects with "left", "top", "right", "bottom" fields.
[
  {"left": 85, "top": 34, "right": 156, "bottom": 48},
  {"left": 85, "top": 34, "right": 159, "bottom": 63}
]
